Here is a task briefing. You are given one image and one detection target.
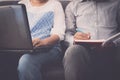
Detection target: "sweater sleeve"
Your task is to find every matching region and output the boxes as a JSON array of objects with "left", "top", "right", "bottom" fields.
[
  {"left": 113, "top": 2, "right": 120, "bottom": 47},
  {"left": 64, "top": 1, "right": 76, "bottom": 46},
  {"left": 50, "top": 1, "right": 66, "bottom": 41}
]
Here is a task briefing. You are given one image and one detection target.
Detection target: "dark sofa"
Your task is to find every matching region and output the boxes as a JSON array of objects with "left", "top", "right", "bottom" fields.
[
  {"left": 0, "top": 1, "right": 119, "bottom": 80},
  {"left": 0, "top": 0, "right": 70, "bottom": 80},
  {"left": 42, "top": 1, "right": 70, "bottom": 80}
]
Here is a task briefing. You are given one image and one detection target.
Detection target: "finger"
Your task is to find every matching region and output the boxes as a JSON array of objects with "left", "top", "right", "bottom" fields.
[
  {"left": 86, "top": 32, "right": 91, "bottom": 39},
  {"left": 81, "top": 33, "right": 90, "bottom": 39},
  {"left": 74, "top": 32, "right": 83, "bottom": 38},
  {"left": 33, "top": 41, "right": 38, "bottom": 47},
  {"left": 32, "top": 39, "right": 38, "bottom": 46},
  {"left": 74, "top": 34, "right": 89, "bottom": 40},
  {"left": 35, "top": 43, "right": 41, "bottom": 47},
  {"left": 74, "top": 32, "right": 91, "bottom": 40},
  {"left": 74, "top": 36, "right": 85, "bottom": 40},
  {"left": 33, "top": 40, "right": 40, "bottom": 47}
]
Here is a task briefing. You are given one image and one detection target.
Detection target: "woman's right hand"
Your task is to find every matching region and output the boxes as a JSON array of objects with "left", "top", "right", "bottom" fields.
[{"left": 74, "top": 32, "right": 90, "bottom": 40}]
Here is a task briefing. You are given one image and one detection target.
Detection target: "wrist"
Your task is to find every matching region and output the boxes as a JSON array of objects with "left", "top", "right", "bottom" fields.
[{"left": 41, "top": 39, "right": 48, "bottom": 46}]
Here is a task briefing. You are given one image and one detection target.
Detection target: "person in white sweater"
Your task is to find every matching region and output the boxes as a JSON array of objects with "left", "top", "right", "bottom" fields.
[{"left": 17, "top": 0, "right": 65, "bottom": 80}]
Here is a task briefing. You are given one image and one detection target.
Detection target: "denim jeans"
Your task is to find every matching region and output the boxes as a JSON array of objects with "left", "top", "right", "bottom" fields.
[{"left": 18, "top": 47, "right": 62, "bottom": 80}]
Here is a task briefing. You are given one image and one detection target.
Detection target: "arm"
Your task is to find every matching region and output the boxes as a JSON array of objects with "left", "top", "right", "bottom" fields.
[
  {"left": 33, "top": 1, "right": 65, "bottom": 47},
  {"left": 103, "top": 2, "right": 120, "bottom": 47},
  {"left": 64, "top": 2, "right": 76, "bottom": 46},
  {"left": 50, "top": 1, "right": 66, "bottom": 41},
  {"left": 112, "top": 3, "right": 120, "bottom": 47},
  {"left": 65, "top": 2, "right": 90, "bottom": 46},
  {"left": 33, "top": 35, "right": 59, "bottom": 47}
]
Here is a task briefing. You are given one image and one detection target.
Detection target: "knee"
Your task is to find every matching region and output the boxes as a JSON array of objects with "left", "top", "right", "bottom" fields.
[
  {"left": 63, "top": 45, "right": 90, "bottom": 64},
  {"left": 64, "top": 45, "right": 88, "bottom": 58},
  {"left": 17, "top": 54, "right": 43, "bottom": 80},
  {"left": 18, "top": 54, "right": 33, "bottom": 72}
]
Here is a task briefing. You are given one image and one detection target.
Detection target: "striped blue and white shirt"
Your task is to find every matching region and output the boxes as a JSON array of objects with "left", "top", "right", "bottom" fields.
[
  {"left": 19, "top": 0, "right": 66, "bottom": 40},
  {"left": 28, "top": 11, "right": 54, "bottom": 39}
]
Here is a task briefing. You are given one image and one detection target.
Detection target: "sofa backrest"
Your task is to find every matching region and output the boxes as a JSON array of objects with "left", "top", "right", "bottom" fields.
[
  {"left": 59, "top": 0, "right": 71, "bottom": 49},
  {"left": 0, "top": 1, "right": 18, "bottom": 5},
  {"left": 0, "top": 0, "right": 70, "bottom": 11},
  {"left": 59, "top": 0, "right": 70, "bottom": 11}
]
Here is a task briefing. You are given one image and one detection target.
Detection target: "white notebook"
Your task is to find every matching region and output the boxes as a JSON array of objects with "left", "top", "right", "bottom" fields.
[
  {"left": 74, "top": 39, "right": 105, "bottom": 43},
  {"left": 74, "top": 32, "right": 120, "bottom": 46}
]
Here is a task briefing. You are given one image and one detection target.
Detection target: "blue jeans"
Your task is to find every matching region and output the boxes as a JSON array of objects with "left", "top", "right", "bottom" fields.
[{"left": 18, "top": 47, "right": 62, "bottom": 80}]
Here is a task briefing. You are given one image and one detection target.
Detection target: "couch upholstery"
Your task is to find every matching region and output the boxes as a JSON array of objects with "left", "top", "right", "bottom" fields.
[
  {"left": 42, "top": 1, "right": 70, "bottom": 80},
  {"left": 0, "top": 1, "right": 119, "bottom": 80}
]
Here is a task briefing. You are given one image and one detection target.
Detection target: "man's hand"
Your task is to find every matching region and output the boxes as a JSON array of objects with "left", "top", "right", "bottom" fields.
[
  {"left": 74, "top": 32, "right": 90, "bottom": 40},
  {"left": 101, "top": 41, "right": 115, "bottom": 48}
]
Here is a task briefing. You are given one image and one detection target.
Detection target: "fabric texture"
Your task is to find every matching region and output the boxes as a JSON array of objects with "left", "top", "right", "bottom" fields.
[
  {"left": 65, "top": 0, "right": 120, "bottom": 46},
  {"left": 17, "top": 0, "right": 65, "bottom": 80},
  {"left": 63, "top": 0, "right": 120, "bottom": 80},
  {"left": 19, "top": 0, "right": 66, "bottom": 40}
]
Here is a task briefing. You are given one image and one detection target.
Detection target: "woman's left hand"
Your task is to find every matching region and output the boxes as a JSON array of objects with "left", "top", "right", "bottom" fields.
[{"left": 32, "top": 38, "right": 46, "bottom": 47}]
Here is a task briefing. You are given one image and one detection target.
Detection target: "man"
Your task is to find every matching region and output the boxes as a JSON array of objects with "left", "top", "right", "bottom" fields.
[
  {"left": 18, "top": 0, "right": 65, "bottom": 80},
  {"left": 63, "top": 0, "right": 120, "bottom": 80}
]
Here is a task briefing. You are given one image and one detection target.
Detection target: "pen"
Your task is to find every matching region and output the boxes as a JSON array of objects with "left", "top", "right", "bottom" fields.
[
  {"left": 76, "top": 28, "right": 84, "bottom": 32},
  {"left": 76, "top": 28, "right": 91, "bottom": 39}
]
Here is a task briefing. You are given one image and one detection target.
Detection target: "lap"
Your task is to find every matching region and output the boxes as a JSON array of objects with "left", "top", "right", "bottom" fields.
[
  {"left": 65, "top": 44, "right": 116, "bottom": 66},
  {"left": 19, "top": 47, "right": 62, "bottom": 66}
]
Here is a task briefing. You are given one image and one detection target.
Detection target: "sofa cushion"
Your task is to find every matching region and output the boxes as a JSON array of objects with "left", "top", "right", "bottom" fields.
[
  {"left": 59, "top": 0, "right": 70, "bottom": 11},
  {"left": 42, "top": 1, "right": 70, "bottom": 80}
]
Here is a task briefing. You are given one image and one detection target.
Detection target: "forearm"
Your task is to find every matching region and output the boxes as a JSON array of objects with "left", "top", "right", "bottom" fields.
[{"left": 42, "top": 34, "right": 60, "bottom": 46}]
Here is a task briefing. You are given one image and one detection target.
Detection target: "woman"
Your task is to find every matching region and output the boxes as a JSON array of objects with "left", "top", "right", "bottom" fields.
[{"left": 18, "top": 0, "right": 65, "bottom": 80}]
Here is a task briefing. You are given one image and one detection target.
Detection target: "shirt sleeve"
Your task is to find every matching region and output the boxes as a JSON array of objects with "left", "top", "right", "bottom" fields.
[
  {"left": 113, "top": 2, "right": 120, "bottom": 47},
  {"left": 64, "top": 2, "right": 76, "bottom": 46},
  {"left": 50, "top": 1, "right": 66, "bottom": 41}
]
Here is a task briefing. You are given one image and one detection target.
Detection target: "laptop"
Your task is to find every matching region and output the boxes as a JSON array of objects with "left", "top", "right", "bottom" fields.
[{"left": 0, "top": 3, "right": 52, "bottom": 53}]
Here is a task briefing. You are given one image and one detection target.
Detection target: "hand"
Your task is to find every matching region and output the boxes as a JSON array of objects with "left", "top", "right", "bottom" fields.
[
  {"left": 32, "top": 38, "right": 46, "bottom": 47},
  {"left": 102, "top": 41, "right": 115, "bottom": 48},
  {"left": 74, "top": 32, "right": 90, "bottom": 40}
]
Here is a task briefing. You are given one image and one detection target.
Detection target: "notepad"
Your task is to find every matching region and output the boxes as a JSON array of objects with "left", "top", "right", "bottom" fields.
[
  {"left": 74, "top": 39, "right": 105, "bottom": 43},
  {"left": 102, "top": 32, "right": 120, "bottom": 46},
  {"left": 74, "top": 32, "right": 120, "bottom": 47}
]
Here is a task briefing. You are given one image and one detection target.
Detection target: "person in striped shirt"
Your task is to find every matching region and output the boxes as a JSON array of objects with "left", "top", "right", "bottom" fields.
[{"left": 17, "top": 0, "right": 65, "bottom": 80}]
